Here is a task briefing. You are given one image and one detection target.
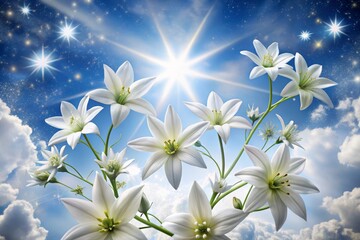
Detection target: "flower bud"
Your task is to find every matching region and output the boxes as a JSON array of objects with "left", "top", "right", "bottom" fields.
[
  {"left": 233, "top": 197, "right": 243, "bottom": 210},
  {"left": 138, "top": 193, "right": 151, "bottom": 214},
  {"left": 194, "top": 141, "right": 202, "bottom": 147}
]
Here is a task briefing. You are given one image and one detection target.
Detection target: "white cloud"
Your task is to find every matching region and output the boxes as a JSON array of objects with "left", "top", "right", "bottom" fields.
[
  {"left": 322, "top": 188, "right": 360, "bottom": 232},
  {"left": 311, "top": 105, "right": 327, "bottom": 121},
  {"left": 336, "top": 96, "right": 360, "bottom": 131},
  {"left": 0, "top": 99, "right": 37, "bottom": 182},
  {"left": 338, "top": 134, "right": 360, "bottom": 167},
  {"left": 0, "top": 200, "right": 47, "bottom": 240},
  {"left": 336, "top": 98, "right": 352, "bottom": 110},
  {"left": 0, "top": 183, "right": 18, "bottom": 206}
]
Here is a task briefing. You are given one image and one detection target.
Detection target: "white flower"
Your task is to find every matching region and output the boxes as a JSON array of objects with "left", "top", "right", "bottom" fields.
[
  {"left": 95, "top": 148, "right": 134, "bottom": 179},
  {"left": 276, "top": 114, "right": 302, "bottom": 149},
  {"left": 61, "top": 172, "right": 146, "bottom": 240},
  {"left": 185, "top": 91, "right": 252, "bottom": 143},
  {"left": 235, "top": 144, "right": 319, "bottom": 230},
  {"left": 279, "top": 53, "right": 337, "bottom": 110},
  {"left": 27, "top": 166, "right": 55, "bottom": 187},
  {"left": 128, "top": 105, "right": 209, "bottom": 189},
  {"left": 240, "top": 39, "right": 294, "bottom": 80},
  {"left": 87, "top": 61, "right": 156, "bottom": 127},
  {"left": 210, "top": 174, "right": 231, "bottom": 193},
  {"left": 247, "top": 104, "right": 260, "bottom": 122},
  {"left": 163, "top": 181, "right": 248, "bottom": 239},
  {"left": 45, "top": 96, "right": 103, "bottom": 149},
  {"left": 37, "top": 145, "right": 67, "bottom": 181},
  {"left": 260, "top": 122, "right": 276, "bottom": 140}
]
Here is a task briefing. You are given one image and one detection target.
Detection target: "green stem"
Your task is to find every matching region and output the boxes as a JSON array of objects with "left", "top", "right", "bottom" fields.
[
  {"left": 261, "top": 138, "right": 269, "bottom": 150},
  {"left": 104, "top": 124, "right": 114, "bottom": 155},
  {"left": 243, "top": 185, "right": 253, "bottom": 207},
  {"left": 210, "top": 192, "right": 218, "bottom": 204},
  {"left": 110, "top": 178, "right": 119, "bottom": 198},
  {"left": 218, "top": 134, "right": 226, "bottom": 178},
  {"left": 56, "top": 181, "right": 91, "bottom": 201},
  {"left": 224, "top": 76, "right": 273, "bottom": 178},
  {"left": 211, "top": 182, "right": 247, "bottom": 208},
  {"left": 148, "top": 213, "right": 163, "bottom": 224},
  {"left": 65, "top": 169, "right": 93, "bottom": 186},
  {"left": 134, "top": 215, "right": 173, "bottom": 236},
  {"left": 83, "top": 134, "right": 100, "bottom": 160},
  {"left": 198, "top": 150, "right": 221, "bottom": 175},
  {"left": 265, "top": 142, "right": 277, "bottom": 152},
  {"left": 253, "top": 206, "right": 270, "bottom": 212},
  {"left": 64, "top": 162, "right": 84, "bottom": 179}
]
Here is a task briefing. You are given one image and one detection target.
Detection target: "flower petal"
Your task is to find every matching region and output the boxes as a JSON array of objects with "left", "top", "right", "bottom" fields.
[
  {"left": 281, "top": 81, "right": 299, "bottom": 97},
  {"left": 276, "top": 114, "right": 286, "bottom": 129},
  {"left": 311, "top": 88, "right": 334, "bottom": 108},
  {"left": 78, "top": 96, "right": 90, "bottom": 118},
  {"left": 235, "top": 166, "right": 268, "bottom": 188},
  {"left": 221, "top": 99, "right": 242, "bottom": 123},
  {"left": 116, "top": 61, "right": 134, "bottom": 87},
  {"left": 128, "top": 137, "right": 162, "bottom": 152},
  {"left": 253, "top": 39, "right": 267, "bottom": 59},
  {"left": 126, "top": 98, "right": 156, "bottom": 116},
  {"left": 274, "top": 53, "right": 294, "bottom": 67},
  {"left": 163, "top": 213, "right": 195, "bottom": 237},
  {"left": 269, "top": 191, "right": 288, "bottom": 231},
  {"left": 61, "top": 101, "right": 78, "bottom": 121},
  {"left": 110, "top": 104, "right": 130, "bottom": 128},
  {"left": 87, "top": 89, "right": 115, "bottom": 105},
  {"left": 312, "top": 77, "right": 337, "bottom": 89},
  {"left": 185, "top": 101, "right": 212, "bottom": 121},
  {"left": 212, "top": 209, "right": 248, "bottom": 235},
  {"left": 61, "top": 198, "right": 100, "bottom": 223},
  {"left": 67, "top": 132, "right": 82, "bottom": 149},
  {"left": 243, "top": 187, "right": 268, "bottom": 212},
  {"left": 214, "top": 124, "right": 231, "bottom": 144},
  {"left": 178, "top": 121, "right": 209, "bottom": 148},
  {"left": 278, "top": 67, "right": 299, "bottom": 83},
  {"left": 288, "top": 175, "right": 319, "bottom": 194},
  {"left": 82, "top": 122, "right": 100, "bottom": 135},
  {"left": 113, "top": 223, "right": 147, "bottom": 240},
  {"left": 227, "top": 116, "right": 252, "bottom": 129},
  {"left": 299, "top": 90, "right": 314, "bottom": 110},
  {"left": 93, "top": 172, "right": 115, "bottom": 212},
  {"left": 45, "top": 117, "right": 68, "bottom": 129},
  {"left": 142, "top": 151, "right": 169, "bottom": 179},
  {"left": 207, "top": 91, "right": 223, "bottom": 110},
  {"left": 264, "top": 67, "right": 278, "bottom": 81},
  {"left": 295, "top": 53, "right": 308, "bottom": 74},
  {"left": 271, "top": 144, "right": 290, "bottom": 174},
  {"left": 112, "top": 185, "right": 143, "bottom": 223},
  {"left": 189, "top": 181, "right": 212, "bottom": 221},
  {"left": 177, "top": 148, "right": 206, "bottom": 168},
  {"left": 308, "top": 64, "right": 322, "bottom": 79},
  {"left": 48, "top": 130, "right": 71, "bottom": 146},
  {"left": 165, "top": 105, "right": 182, "bottom": 139},
  {"left": 244, "top": 145, "right": 271, "bottom": 174},
  {"left": 147, "top": 116, "right": 167, "bottom": 141},
  {"left": 129, "top": 76, "right": 156, "bottom": 99},
  {"left": 249, "top": 66, "right": 266, "bottom": 79},
  {"left": 240, "top": 50, "right": 261, "bottom": 65},
  {"left": 267, "top": 42, "right": 279, "bottom": 58},
  {"left": 278, "top": 189, "right": 306, "bottom": 220},
  {"left": 165, "top": 157, "right": 182, "bottom": 189},
  {"left": 61, "top": 223, "right": 104, "bottom": 240},
  {"left": 104, "top": 64, "right": 122, "bottom": 94},
  {"left": 288, "top": 157, "right": 306, "bottom": 174},
  {"left": 85, "top": 106, "right": 103, "bottom": 123}
]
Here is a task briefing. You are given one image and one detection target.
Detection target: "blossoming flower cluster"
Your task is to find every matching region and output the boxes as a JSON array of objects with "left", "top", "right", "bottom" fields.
[{"left": 28, "top": 40, "right": 336, "bottom": 239}]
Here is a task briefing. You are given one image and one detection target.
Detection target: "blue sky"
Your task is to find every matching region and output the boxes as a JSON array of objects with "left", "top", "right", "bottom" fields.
[{"left": 0, "top": 0, "right": 359, "bottom": 239}]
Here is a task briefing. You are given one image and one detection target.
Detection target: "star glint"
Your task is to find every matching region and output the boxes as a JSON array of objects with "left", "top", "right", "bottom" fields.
[
  {"left": 58, "top": 20, "right": 78, "bottom": 44},
  {"left": 26, "top": 46, "right": 61, "bottom": 80},
  {"left": 325, "top": 17, "right": 346, "bottom": 39},
  {"left": 20, "top": 4, "right": 31, "bottom": 16},
  {"left": 299, "top": 31, "right": 312, "bottom": 41}
]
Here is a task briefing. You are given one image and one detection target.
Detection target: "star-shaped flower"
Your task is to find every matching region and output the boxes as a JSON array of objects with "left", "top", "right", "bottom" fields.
[{"left": 37, "top": 145, "right": 67, "bottom": 181}]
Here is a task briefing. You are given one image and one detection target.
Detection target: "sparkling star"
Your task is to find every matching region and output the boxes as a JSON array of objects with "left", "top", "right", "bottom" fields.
[
  {"left": 325, "top": 17, "right": 347, "bottom": 39},
  {"left": 314, "top": 40, "right": 323, "bottom": 49},
  {"left": 26, "top": 46, "right": 61, "bottom": 80},
  {"left": 299, "top": 30, "right": 312, "bottom": 41},
  {"left": 354, "top": 75, "right": 360, "bottom": 83},
  {"left": 20, "top": 4, "right": 31, "bottom": 16},
  {"left": 58, "top": 20, "right": 78, "bottom": 44}
]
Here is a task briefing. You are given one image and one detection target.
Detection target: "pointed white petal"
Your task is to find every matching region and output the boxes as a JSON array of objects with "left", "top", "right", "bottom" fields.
[
  {"left": 212, "top": 209, "right": 248, "bottom": 235},
  {"left": 308, "top": 64, "right": 322, "bottom": 79},
  {"left": 281, "top": 81, "right": 299, "bottom": 97},
  {"left": 147, "top": 116, "right": 167, "bottom": 141},
  {"left": 82, "top": 122, "right": 100, "bottom": 135},
  {"left": 142, "top": 152, "right": 169, "bottom": 179},
  {"left": 207, "top": 91, "right": 224, "bottom": 110},
  {"left": 269, "top": 192, "right": 287, "bottom": 231},
  {"left": 48, "top": 130, "right": 71, "bottom": 146},
  {"left": 93, "top": 172, "right": 115, "bottom": 212},
  {"left": 112, "top": 185, "right": 143, "bottom": 223},
  {"left": 278, "top": 67, "right": 299, "bottom": 83},
  {"left": 116, "top": 61, "right": 134, "bottom": 87},
  {"left": 278, "top": 189, "right": 306, "bottom": 220},
  {"left": 61, "top": 223, "right": 104, "bottom": 240},
  {"left": 271, "top": 144, "right": 290, "bottom": 174},
  {"left": 312, "top": 77, "right": 337, "bottom": 88},
  {"left": 178, "top": 121, "right": 209, "bottom": 148},
  {"left": 87, "top": 89, "right": 115, "bottom": 105},
  {"left": 214, "top": 124, "right": 231, "bottom": 144},
  {"left": 67, "top": 132, "right": 82, "bottom": 149},
  {"left": 113, "top": 223, "right": 147, "bottom": 240},
  {"left": 276, "top": 114, "right": 286, "bottom": 129},
  {"left": 85, "top": 106, "right": 103, "bottom": 123},
  {"left": 221, "top": 99, "right": 242, "bottom": 123},
  {"left": 235, "top": 166, "right": 268, "bottom": 188},
  {"left": 288, "top": 175, "right": 319, "bottom": 194},
  {"left": 128, "top": 137, "right": 162, "bottom": 152},
  {"left": 295, "top": 53, "right": 308, "bottom": 74},
  {"left": 244, "top": 145, "right": 271, "bottom": 174},
  {"left": 288, "top": 157, "right": 306, "bottom": 174},
  {"left": 274, "top": 53, "right": 294, "bottom": 66},
  {"left": 228, "top": 116, "right": 252, "bottom": 129},
  {"left": 78, "top": 96, "right": 89, "bottom": 118},
  {"left": 249, "top": 66, "right": 266, "bottom": 79},
  {"left": 243, "top": 187, "right": 268, "bottom": 212},
  {"left": 253, "top": 39, "right": 267, "bottom": 58},
  {"left": 311, "top": 88, "right": 334, "bottom": 108},
  {"left": 61, "top": 198, "right": 100, "bottom": 223},
  {"left": 185, "top": 101, "right": 212, "bottom": 121},
  {"left": 189, "top": 181, "right": 212, "bottom": 221},
  {"left": 129, "top": 76, "right": 156, "bottom": 99},
  {"left": 103, "top": 64, "right": 122, "bottom": 94},
  {"left": 126, "top": 98, "right": 156, "bottom": 116},
  {"left": 110, "top": 104, "right": 130, "bottom": 128},
  {"left": 61, "top": 101, "right": 78, "bottom": 121},
  {"left": 163, "top": 213, "right": 195, "bottom": 237},
  {"left": 267, "top": 42, "right": 279, "bottom": 58},
  {"left": 45, "top": 117, "right": 67, "bottom": 129},
  {"left": 177, "top": 148, "right": 206, "bottom": 168},
  {"left": 165, "top": 105, "right": 182, "bottom": 139},
  {"left": 264, "top": 67, "right": 278, "bottom": 81},
  {"left": 165, "top": 157, "right": 182, "bottom": 189},
  {"left": 299, "top": 90, "right": 314, "bottom": 110},
  {"left": 240, "top": 50, "right": 261, "bottom": 65}
]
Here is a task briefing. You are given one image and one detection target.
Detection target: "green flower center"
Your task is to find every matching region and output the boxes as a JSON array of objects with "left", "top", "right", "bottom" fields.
[
  {"left": 49, "top": 155, "right": 61, "bottom": 166},
  {"left": 269, "top": 173, "right": 290, "bottom": 193},
  {"left": 69, "top": 115, "right": 84, "bottom": 132},
  {"left": 164, "top": 139, "right": 179, "bottom": 155},
  {"left": 35, "top": 171, "right": 51, "bottom": 181},
  {"left": 194, "top": 220, "right": 211, "bottom": 239},
  {"left": 299, "top": 72, "right": 315, "bottom": 90},
  {"left": 97, "top": 212, "right": 120, "bottom": 233},
  {"left": 107, "top": 159, "right": 121, "bottom": 173},
  {"left": 282, "top": 122, "right": 300, "bottom": 142},
  {"left": 211, "top": 110, "right": 222, "bottom": 125},
  {"left": 116, "top": 86, "right": 131, "bottom": 104},
  {"left": 262, "top": 54, "right": 274, "bottom": 68}
]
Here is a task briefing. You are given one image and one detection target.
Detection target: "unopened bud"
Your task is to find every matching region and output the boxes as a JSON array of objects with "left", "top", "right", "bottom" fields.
[
  {"left": 138, "top": 193, "right": 151, "bottom": 214},
  {"left": 233, "top": 197, "right": 243, "bottom": 210},
  {"left": 194, "top": 141, "right": 202, "bottom": 147}
]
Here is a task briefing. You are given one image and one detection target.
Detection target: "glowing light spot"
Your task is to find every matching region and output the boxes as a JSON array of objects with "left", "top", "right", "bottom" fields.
[
  {"left": 58, "top": 20, "right": 78, "bottom": 44},
  {"left": 25, "top": 39, "right": 31, "bottom": 46},
  {"left": 314, "top": 40, "right": 323, "bottom": 49},
  {"left": 7, "top": 10, "right": 13, "bottom": 17},
  {"left": 299, "top": 31, "right": 312, "bottom": 41},
  {"left": 74, "top": 73, "right": 81, "bottom": 80},
  {"left": 20, "top": 4, "right": 31, "bottom": 16},
  {"left": 10, "top": 66, "right": 17, "bottom": 72},
  {"left": 325, "top": 17, "right": 346, "bottom": 40},
  {"left": 26, "top": 46, "right": 61, "bottom": 80},
  {"left": 354, "top": 75, "right": 360, "bottom": 83}
]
